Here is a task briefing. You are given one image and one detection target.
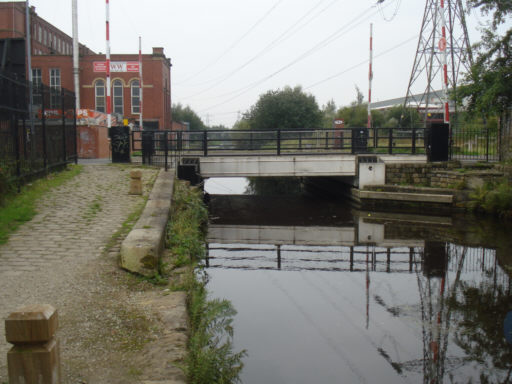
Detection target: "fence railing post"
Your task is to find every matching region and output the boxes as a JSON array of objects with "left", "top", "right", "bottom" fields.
[
  {"left": 177, "top": 130, "right": 183, "bottom": 151},
  {"left": 485, "top": 118, "right": 490, "bottom": 162},
  {"left": 5, "top": 304, "right": 61, "bottom": 384},
  {"left": 61, "top": 88, "right": 66, "bottom": 163},
  {"left": 164, "top": 132, "right": 169, "bottom": 171},
  {"left": 73, "top": 94, "right": 78, "bottom": 164},
  {"left": 42, "top": 86, "right": 47, "bottom": 170},
  {"left": 203, "top": 130, "right": 208, "bottom": 156},
  {"left": 12, "top": 114, "right": 21, "bottom": 191},
  {"left": 388, "top": 129, "right": 393, "bottom": 154},
  {"left": 277, "top": 130, "right": 281, "bottom": 155},
  {"left": 412, "top": 127, "right": 416, "bottom": 154}
]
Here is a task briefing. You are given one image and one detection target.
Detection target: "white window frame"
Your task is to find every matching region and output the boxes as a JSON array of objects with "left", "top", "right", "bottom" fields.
[
  {"left": 95, "top": 80, "right": 106, "bottom": 113},
  {"left": 131, "top": 80, "right": 140, "bottom": 114},
  {"left": 112, "top": 79, "right": 124, "bottom": 115},
  {"left": 49, "top": 68, "right": 61, "bottom": 108}
]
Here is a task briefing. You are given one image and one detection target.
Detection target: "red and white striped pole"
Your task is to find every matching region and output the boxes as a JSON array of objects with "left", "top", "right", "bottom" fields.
[
  {"left": 439, "top": 0, "right": 449, "bottom": 124},
  {"left": 106, "top": 0, "right": 111, "bottom": 128},
  {"left": 139, "top": 36, "right": 143, "bottom": 130},
  {"left": 368, "top": 23, "right": 373, "bottom": 130}
]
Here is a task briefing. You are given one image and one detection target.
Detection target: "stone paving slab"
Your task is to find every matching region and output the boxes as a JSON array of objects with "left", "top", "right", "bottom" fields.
[{"left": 0, "top": 164, "right": 159, "bottom": 382}]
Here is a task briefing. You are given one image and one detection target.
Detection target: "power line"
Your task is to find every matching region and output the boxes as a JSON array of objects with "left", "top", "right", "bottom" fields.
[
  {"left": 196, "top": 4, "right": 387, "bottom": 113},
  {"left": 176, "top": 0, "right": 284, "bottom": 85},
  {"left": 203, "top": 34, "right": 418, "bottom": 119},
  {"left": 304, "top": 34, "right": 418, "bottom": 90},
  {"left": 179, "top": 0, "right": 340, "bottom": 95}
]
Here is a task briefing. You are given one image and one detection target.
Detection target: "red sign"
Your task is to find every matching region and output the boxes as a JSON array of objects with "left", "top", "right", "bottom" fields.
[
  {"left": 93, "top": 61, "right": 140, "bottom": 73},
  {"left": 438, "top": 37, "right": 447, "bottom": 52},
  {"left": 93, "top": 61, "right": 107, "bottom": 72},
  {"left": 333, "top": 119, "right": 345, "bottom": 129}
]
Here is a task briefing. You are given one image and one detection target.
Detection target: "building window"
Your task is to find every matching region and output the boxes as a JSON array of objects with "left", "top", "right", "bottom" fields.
[
  {"left": 49, "top": 68, "right": 61, "bottom": 108},
  {"left": 131, "top": 80, "right": 140, "bottom": 114},
  {"left": 112, "top": 80, "right": 123, "bottom": 115},
  {"left": 38, "top": 26, "right": 42, "bottom": 43},
  {"left": 95, "top": 80, "right": 105, "bottom": 112},
  {"left": 32, "top": 68, "right": 42, "bottom": 106},
  {"left": 43, "top": 29, "right": 47, "bottom": 45}
]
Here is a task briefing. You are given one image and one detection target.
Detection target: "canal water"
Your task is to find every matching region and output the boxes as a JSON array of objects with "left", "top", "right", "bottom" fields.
[{"left": 204, "top": 178, "right": 512, "bottom": 384}]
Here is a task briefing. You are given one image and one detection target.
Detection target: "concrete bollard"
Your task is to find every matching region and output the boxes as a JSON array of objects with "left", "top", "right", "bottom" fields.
[
  {"left": 129, "top": 169, "right": 143, "bottom": 195},
  {"left": 5, "top": 304, "right": 61, "bottom": 384}
]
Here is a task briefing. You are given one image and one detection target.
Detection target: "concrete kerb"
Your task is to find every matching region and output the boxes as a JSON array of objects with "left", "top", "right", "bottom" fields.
[{"left": 120, "top": 169, "right": 175, "bottom": 276}]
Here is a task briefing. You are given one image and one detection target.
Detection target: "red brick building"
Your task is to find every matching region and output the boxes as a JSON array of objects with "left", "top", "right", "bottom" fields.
[
  {"left": 0, "top": 2, "right": 93, "bottom": 56},
  {"left": 1, "top": 1, "right": 172, "bottom": 131}
]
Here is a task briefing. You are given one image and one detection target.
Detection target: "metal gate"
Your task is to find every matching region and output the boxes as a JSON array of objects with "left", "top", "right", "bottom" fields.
[{"left": 110, "top": 126, "right": 131, "bottom": 163}]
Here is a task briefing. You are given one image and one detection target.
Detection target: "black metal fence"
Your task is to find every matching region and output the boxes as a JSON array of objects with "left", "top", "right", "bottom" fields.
[
  {"left": 0, "top": 72, "right": 77, "bottom": 188},
  {"left": 451, "top": 121, "right": 500, "bottom": 161}
]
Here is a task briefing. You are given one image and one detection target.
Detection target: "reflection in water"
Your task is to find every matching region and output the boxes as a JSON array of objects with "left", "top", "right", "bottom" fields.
[{"left": 206, "top": 196, "right": 512, "bottom": 384}]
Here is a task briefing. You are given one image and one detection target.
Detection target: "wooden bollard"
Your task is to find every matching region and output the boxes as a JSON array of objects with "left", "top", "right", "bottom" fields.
[
  {"left": 5, "top": 304, "right": 61, "bottom": 384},
  {"left": 129, "top": 169, "right": 143, "bottom": 195}
]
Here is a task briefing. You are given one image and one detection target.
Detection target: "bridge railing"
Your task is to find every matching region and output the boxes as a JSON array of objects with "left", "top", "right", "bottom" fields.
[
  {"left": 170, "top": 127, "right": 426, "bottom": 157},
  {"left": 131, "top": 127, "right": 426, "bottom": 166}
]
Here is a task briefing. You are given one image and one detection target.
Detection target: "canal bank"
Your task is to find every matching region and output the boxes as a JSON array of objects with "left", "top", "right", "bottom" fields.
[{"left": 302, "top": 160, "right": 512, "bottom": 216}]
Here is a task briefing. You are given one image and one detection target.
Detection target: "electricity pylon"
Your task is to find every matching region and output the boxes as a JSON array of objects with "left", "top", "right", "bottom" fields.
[{"left": 403, "top": 0, "right": 473, "bottom": 125}]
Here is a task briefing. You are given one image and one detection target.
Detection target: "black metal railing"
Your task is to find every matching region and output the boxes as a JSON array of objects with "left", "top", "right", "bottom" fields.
[
  {"left": 0, "top": 72, "right": 77, "bottom": 188},
  {"left": 132, "top": 127, "right": 426, "bottom": 161},
  {"left": 130, "top": 123, "right": 502, "bottom": 167}
]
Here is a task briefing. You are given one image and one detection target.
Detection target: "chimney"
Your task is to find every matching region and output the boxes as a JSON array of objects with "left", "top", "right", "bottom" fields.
[{"left": 152, "top": 47, "right": 164, "bottom": 56}]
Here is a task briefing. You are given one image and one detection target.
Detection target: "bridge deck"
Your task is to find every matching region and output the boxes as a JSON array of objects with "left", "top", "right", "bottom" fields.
[{"left": 198, "top": 154, "right": 426, "bottom": 178}]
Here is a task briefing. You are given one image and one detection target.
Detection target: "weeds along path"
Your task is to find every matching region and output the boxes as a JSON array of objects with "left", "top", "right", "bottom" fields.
[{"left": 0, "top": 164, "right": 159, "bottom": 383}]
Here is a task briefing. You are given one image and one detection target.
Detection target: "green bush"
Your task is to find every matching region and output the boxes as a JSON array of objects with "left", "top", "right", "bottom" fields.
[
  {"left": 184, "top": 276, "right": 246, "bottom": 384},
  {"left": 165, "top": 181, "right": 246, "bottom": 383},
  {"left": 0, "top": 166, "right": 15, "bottom": 205},
  {"left": 167, "top": 181, "right": 209, "bottom": 266},
  {"left": 469, "top": 179, "right": 512, "bottom": 218}
]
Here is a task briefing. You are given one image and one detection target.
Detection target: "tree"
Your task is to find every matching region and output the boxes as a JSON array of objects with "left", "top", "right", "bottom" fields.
[
  {"left": 321, "top": 99, "right": 337, "bottom": 129},
  {"left": 457, "top": 0, "right": 511, "bottom": 155},
  {"left": 336, "top": 103, "right": 369, "bottom": 127},
  {"left": 172, "top": 103, "right": 206, "bottom": 131},
  {"left": 243, "top": 86, "right": 321, "bottom": 195},
  {"left": 246, "top": 86, "right": 322, "bottom": 130},
  {"left": 354, "top": 85, "right": 364, "bottom": 106}
]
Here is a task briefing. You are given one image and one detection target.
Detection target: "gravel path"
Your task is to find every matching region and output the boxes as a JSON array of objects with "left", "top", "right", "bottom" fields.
[{"left": 0, "top": 164, "right": 162, "bottom": 383}]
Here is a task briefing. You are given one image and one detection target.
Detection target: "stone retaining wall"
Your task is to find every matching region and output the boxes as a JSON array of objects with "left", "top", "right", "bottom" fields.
[{"left": 385, "top": 162, "right": 505, "bottom": 189}]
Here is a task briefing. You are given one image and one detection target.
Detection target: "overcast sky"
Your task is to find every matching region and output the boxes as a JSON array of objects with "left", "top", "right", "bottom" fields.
[{"left": 19, "top": 0, "right": 503, "bottom": 127}]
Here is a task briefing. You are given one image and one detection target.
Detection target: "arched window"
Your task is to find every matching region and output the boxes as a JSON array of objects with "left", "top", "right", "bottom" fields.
[
  {"left": 112, "top": 80, "right": 123, "bottom": 114},
  {"left": 95, "top": 80, "right": 105, "bottom": 112},
  {"left": 131, "top": 80, "right": 140, "bottom": 114}
]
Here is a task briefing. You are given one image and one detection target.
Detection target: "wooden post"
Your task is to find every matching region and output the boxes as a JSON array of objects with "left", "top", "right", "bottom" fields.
[
  {"left": 5, "top": 304, "right": 61, "bottom": 384},
  {"left": 129, "top": 169, "right": 143, "bottom": 195}
]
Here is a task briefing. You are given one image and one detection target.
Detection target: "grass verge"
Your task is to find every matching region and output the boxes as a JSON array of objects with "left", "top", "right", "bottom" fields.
[
  {"left": 164, "top": 180, "right": 246, "bottom": 384},
  {"left": 0, "top": 165, "right": 83, "bottom": 244}
]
